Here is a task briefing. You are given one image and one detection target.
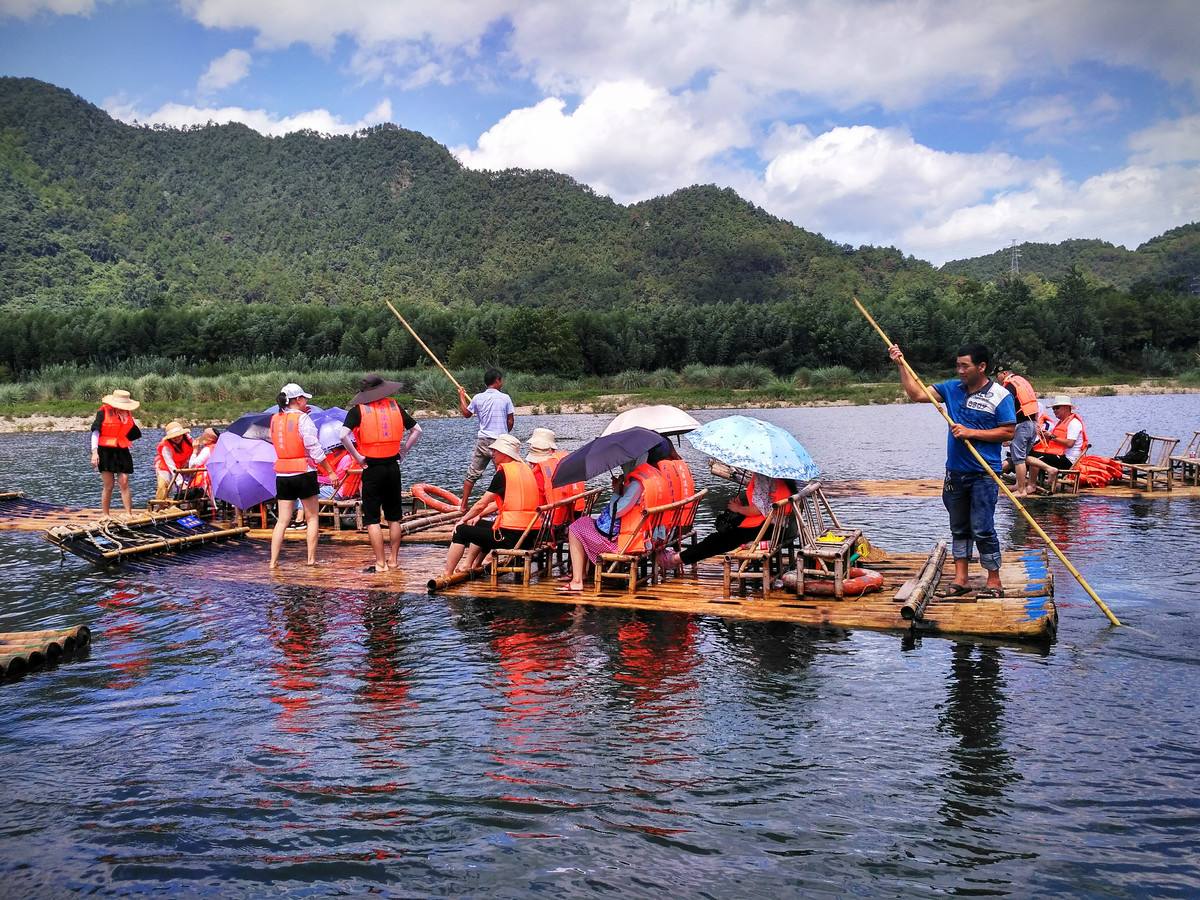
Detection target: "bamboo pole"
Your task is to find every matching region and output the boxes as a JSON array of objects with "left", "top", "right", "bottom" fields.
[
  {"left": 383, "top": 300, "right": 465, "bottom": 393},
  {"left": 428, "top": 566, "right": 485, "bottom": 593},
  {"left": 852, "top": 296, "right": 1121, "bottom": 626},
  {"left": 398, "top": 510, "right": 462, "bottom": 536}
]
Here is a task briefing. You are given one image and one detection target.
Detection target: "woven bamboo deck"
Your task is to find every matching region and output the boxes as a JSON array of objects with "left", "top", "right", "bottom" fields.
[
  {"left": 0, "top": 625, "right": 91, "bottom": 678},
  {"left": 136, "top": 539, "right": 1055, "bottom": 644}
]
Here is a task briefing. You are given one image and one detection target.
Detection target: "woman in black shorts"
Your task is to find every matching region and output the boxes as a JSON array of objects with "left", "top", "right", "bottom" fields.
[
  {"left": 268, "top": 383, "right": 341, "bottom": 569},
  {"left": 90, "top": 389, "right": 142, "bottom": 517}
]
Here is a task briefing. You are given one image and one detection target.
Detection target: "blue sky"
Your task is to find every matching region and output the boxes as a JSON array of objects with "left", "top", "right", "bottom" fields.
[{"left": 2, "top": 0, "right": 1197, "bottom": 264}]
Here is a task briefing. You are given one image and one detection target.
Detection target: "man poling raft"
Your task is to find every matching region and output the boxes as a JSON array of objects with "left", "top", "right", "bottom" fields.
[{"left": 853, "top": 295, "right": 1121, "bottom": 626}]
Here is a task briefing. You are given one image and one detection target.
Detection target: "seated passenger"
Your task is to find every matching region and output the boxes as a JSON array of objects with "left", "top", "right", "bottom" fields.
[
  {"left": 526, "top": 427, "right": 586, "bottom": 529},
  {"left": 154, "top": 422, "right": 194, "bottom": 500},
  {"left": 558, "top": 456, "right": 670, "bottom": 593},
  {"left": 1026, "top": 396, "right": 1088, "bottom": 488},
  {"left": 659, "top": 472, "right": 796, "bottom": 568},
  {"left": 443, "top": 435, "right": 540, "bottom": 576}
]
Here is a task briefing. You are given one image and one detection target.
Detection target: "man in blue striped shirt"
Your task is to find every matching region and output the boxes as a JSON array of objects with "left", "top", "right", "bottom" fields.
[{"left": 889, "top": 342, "right": 1015, "bottom": 597}]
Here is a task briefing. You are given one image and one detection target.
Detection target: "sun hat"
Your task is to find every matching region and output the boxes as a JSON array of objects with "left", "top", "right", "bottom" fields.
[
  {"left": 281, "top": 382, "right": 312, "bottom": 401},
  {"left": 101, "top": 389, "right": 140, "bottom": 411},
  {"left": 163, "top": 421, "right": 188, "bottom": 440},
  {"left": 1048, "top": 395, "right": 1073, "bottom": 408},
  {"left": 525, "top": 427, "right": 558, "bottom": 463},
  {"left": 350, "top": 373, "right": 404, "bottom": 408},
  {"left": 488, "top": 434, "right": 523, "bottom": 459}
]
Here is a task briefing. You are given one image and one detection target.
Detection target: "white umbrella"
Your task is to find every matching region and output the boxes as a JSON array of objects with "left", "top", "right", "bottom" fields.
[{"left": 601, "top": 405, "right": 700, "bottom": 437}]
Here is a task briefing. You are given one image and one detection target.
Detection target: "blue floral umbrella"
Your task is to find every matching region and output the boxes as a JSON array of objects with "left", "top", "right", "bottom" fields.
[{"left": 685, "top": 415, "right": 819, "bottom": 481}]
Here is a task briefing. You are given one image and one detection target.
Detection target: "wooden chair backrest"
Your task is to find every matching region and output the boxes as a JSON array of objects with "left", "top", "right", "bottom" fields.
[
  {"left": 788, "top": 481, "right": 844, "bottom": 546},
  {"left": 1115, "top": 432, "right": 1180, "bottom": 467},
  {"left": 660, "top": 489, "right": 707, "bottom": 547},
  {"left": 1178, "top": 431, "right": 1200, "bottom": 457},
  {"left": 509, "top": 487, "right": 604, "bottom": 550},
  {"left": 612, "top": 491, "right": 702, "bottom": 556}
]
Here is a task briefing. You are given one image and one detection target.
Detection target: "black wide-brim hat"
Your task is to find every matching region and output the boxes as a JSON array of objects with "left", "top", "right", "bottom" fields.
[{"left": 351, "top": 373, "right": 404, "bottom": 407}]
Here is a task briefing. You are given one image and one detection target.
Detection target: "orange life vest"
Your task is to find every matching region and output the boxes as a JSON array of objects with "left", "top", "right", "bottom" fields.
[
  {"left": 535, "top": 451, "right": 586, "bottom": 526},
  {"left": 271, "top": 410, "right": 309, "bottom": 474},
  {"left": 1032, "top": 412, "right": 1088, "bottom": 459},
  {"left": 494, "top": 461, "right": 541, "bottom": 533},
  {"left": 356, "top": 398, "right": 405, "bottom": 459},
  {"left": 615, "top": 463, "right": 670, "bottom": 553},
  {"left": 656, "top": 458, "right": 695, "bottom": 504},
  {"left": 97, "top": 406, "right": 135, "bottom": 449},
  {"left": 155, "top": 435, "right": 193, "bottom": 473},
  {"left": 1000, "top": 373, "right": 1040, "bottom": 419},
  {"left": 739, "top": 476, "right": 792, "bottom": 530}
]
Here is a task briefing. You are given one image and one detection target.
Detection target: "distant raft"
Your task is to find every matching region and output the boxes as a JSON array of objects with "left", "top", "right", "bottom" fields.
[
  {"left": 45, "top": 509, "right": 250, "bottom": 566},
  {"left": 0, "top": 625, "right": 91, "bottom": 678}
]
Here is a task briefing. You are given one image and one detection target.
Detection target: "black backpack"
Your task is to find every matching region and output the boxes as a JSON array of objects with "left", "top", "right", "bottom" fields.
[{"left": 1119, "top": 430, "right": 1151, "bottom": 464}]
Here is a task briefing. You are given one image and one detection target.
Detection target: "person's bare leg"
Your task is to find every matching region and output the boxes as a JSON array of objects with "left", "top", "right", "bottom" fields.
[
  {"left": 444, "top": 541, "right": 467, "bottom": 576},
  {"left": 117, "top": 473, "right": 133, "bottom": 516},
  {"left": 100, "top": 471, "right": 115, "bottom": 517},
  {"left": 1015, "top": 461, "right": 1030, "bottom": 496},
  {"left": 270, "top": 499, "right": 296, "bottom": 569},
  {"left": 459, "top": 479, "right": 475, "bottom": 511},
  {"left": 302, "top": 495, "right": 320, "bottom": 564},
  {"left": 985, "top": 567, "right": 1002, "bottom": 590},
  {"left": 368, "top": 523, "right": 387, "bottom": 571},
  {"left": 567, "top": 532, "right": 586, "bottom": 590},
  {"left": 155, "top": 474, "right": 171, "bottom": 501},
  {"left": 387, "top": 521, "right": 402, "bottom": 568},
  {"left": 954, "top": 557, "right": 969, "bottom": 589}
]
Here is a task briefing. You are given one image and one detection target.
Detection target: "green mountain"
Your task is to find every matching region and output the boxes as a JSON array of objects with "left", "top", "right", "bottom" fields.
[
  {"left": 941, "top": 225, "right": 1200, "bottom": 290},
  {"left": 0, "top": 76, "right": 927, "bottom": 312},
  {"left": 0, "top": 77, "right": 1196, "bottom": 380}
]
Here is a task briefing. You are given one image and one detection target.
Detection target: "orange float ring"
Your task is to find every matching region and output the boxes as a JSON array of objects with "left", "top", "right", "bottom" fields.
[
  {"left": 802, "top": 566, "right": 884, "bottom": 597},
  {"left": 411, "top": 482, "right": 461, "bottom": 514}
]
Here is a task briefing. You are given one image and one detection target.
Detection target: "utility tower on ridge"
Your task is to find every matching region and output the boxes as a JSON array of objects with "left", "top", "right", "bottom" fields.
[{"left": 1009, "top": 240, "right": 1021, "bottom": 275}]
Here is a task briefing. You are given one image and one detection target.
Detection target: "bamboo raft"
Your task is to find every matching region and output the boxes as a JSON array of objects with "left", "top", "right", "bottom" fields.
[
  {"left": 823, "top": 479, "right": 1200, "bottom": 500},
  {"left": 125, "top": 538, "right": 1055, "bottom": 644},
  {"left": 0, "top": 625, "right": 91, "bottom": 678},
  {"left": 43, "top": 509, "right": 251, "bottom": 565}
]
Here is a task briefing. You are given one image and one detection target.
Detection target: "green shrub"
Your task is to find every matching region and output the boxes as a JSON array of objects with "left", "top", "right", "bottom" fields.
[{"left": 808, "top": 365, "right": 855, "bottom": 387}]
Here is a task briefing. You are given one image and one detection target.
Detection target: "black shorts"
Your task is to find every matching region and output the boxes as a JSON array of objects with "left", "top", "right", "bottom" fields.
[
  {"left": 97, "top": 446, "right": 133, "bottom": 474},
  {"left": 362, "top": 461, "right": 403, "bottom": 526},
  {"left": 450, "top": 524, "right": 530, "bottom": 553},
  {"left": 276, "top": 471, "right": 319, "bottom": 501},
  {"left": 1029, "top": 452, "right": 1073, "bottom": 470}
]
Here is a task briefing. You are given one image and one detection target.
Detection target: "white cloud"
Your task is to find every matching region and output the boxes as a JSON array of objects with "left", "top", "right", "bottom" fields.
[
  {"left": 0, "top": 0, "right": 92, "bottom": 18},
  {"left": 104, "top": 97, "right": 393, "bottom": 137},
  {"left": 454, "top": 80, "right": 748, "bottom": 201},
  {"left": 197, "top": 48, "right": 251, "bottom": 95},
  {"left": 1129, "top": 114, "right": 1200, "bottom": 165}
]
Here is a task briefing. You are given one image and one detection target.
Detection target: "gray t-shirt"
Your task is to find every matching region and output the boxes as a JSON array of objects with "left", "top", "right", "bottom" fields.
[{"left": 468, "top": 387, "right": 514, "bottom": 439}]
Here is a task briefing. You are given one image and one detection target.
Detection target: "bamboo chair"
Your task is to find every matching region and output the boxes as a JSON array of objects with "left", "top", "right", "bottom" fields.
[
  {"left": 1035, "top": 442, "right": 1090, "bottom": 495},
  {"left": 652, "top": 489, "right": 708, "bottom": 581},
  {"left": 1169, "top": 431, "right": 1200, "bottom": 486},
  {"left": 594, "top": 496, "right": 682, "bottom": 595},
  {"left": 1114, "top": 433, "right": 1179, "bottom": 491},
  {"left": 317, "top": 466, "right": 364, "bottom": 531},
  {"left": 792, "top": 482, "right": 864, "bottom": 599},
  {"left": 721, "top": 491, "right": 802, "bottom": 599},
  {"left": 492, "top": 488, "right": 603, "bottom": 586}
]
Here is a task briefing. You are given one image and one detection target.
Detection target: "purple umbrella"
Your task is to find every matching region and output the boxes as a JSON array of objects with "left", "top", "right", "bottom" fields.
[
  {"left": 261, "top": 403, "right": 323, "bottom": 414},
  {"left": 227, "top": 411, "right": 274, "bottom": 442},
  {"left": 312, "top": 407, "right": 348, "bottom": 451},
  {"left": 551, "top": 426, "right": 670, "bottom": 487},
  {"left": 207, "top": 432, "right": 278, "bottom": 509}
]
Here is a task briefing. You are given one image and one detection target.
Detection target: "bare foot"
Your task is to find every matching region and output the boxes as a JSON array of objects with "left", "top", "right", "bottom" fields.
[{"left": 306, "top": 559, "right": 318, "bottom": 567}]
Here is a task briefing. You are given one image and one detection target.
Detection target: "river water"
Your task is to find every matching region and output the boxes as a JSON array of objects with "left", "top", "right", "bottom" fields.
[{"left": 1, "top": 396, "right": 1197, "bottom": 896}]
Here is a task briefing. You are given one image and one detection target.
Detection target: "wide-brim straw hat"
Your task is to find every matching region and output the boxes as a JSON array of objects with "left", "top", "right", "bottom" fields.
[
  {"left": 1048, "top": 394, "right": 1073, "bottom": 408},
  {"left": 525, "top": 427, "right": 557, "bottom": 462},
  {"left": 163, "top": 421, "right": 188, "bottom": 440},
  {"left": 351, "top": 373, "right": 404, "bottom": 407},
  {"left": 488, "top": 434, "right": 523, "bottom": 459},
  {"left": 101, "top": 389, "right": 140, "bottom": 411}
]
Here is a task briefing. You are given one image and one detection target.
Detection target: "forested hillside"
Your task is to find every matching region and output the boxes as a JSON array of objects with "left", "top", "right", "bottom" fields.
[
  {"left": 1, "top": 77, "right": 1197, "bottom": 380},
  {"left": 942, "top": 225, "right": 1200, "bottom": 290}
]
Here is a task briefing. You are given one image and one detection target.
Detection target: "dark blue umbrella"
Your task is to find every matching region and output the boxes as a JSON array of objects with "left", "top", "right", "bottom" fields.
[
  {"left": 227, "top": 411, "right": 274, "bottom": 442},
  {"left": 551, "top": 426, "right": 669, "bottom": 487}
]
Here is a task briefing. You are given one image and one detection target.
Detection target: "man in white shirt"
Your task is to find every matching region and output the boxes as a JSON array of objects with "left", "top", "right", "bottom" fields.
[
  {"left": 457, "top": 367, "right": 515, "bottom": 510},
  {"left": 1027, "top": 395, "right": 1089, "bottom": 491}
]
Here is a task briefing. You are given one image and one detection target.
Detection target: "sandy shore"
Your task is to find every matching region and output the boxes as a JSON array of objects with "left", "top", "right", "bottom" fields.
[{"left": 1, "top": 382, "right": 1194, "bottom": 434}]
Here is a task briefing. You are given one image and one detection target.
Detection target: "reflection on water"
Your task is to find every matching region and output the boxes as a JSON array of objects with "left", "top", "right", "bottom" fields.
[{"left": 0, "top": 398, "right": 1198, "bottom": 894}]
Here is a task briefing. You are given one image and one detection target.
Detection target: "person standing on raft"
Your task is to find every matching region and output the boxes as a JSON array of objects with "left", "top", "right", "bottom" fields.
[
  {"left": 269, "top": 383, "right": 341, "bottom": 571},
  {"left": 889, "top": 343, "right": 1015, "bottom": 598},
  {"left": 90, "top": 389, "right": 142, "bottom": 518},
  {"left": 340, "top": 374, "right": 423, "bottom": 574},
  {"left": 457, "top": 367, "right": 514, "bottom": 511}
]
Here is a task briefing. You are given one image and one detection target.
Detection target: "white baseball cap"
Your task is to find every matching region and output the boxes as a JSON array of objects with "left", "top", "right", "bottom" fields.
[{"left": 281, "top": 382, "right": 313, "bottom": 401}]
